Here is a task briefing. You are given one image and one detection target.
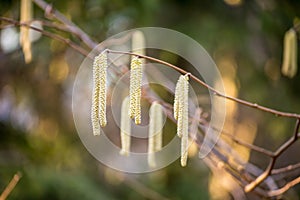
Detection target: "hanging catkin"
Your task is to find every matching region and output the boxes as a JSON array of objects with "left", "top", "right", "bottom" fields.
[
  {"left": 174, "top": 74, "right": 189, "bottom": 167},
  {"left": 129, "top": 56, "right": 142, "bottom": 124},
  {"left": 282, "top": 28, "right": 298, "bottom": 78},
  {"left": 120, "top": 97, "right": 131, "bottom": 156},
  {"left": 98, "top": 52, "right": 108, "bottom": 127},
  {"left": 20, "top": 0, "right": 32, "bottom": 63},
  {"left": 148, "top": 102, "right": 163, "bottom": 168},
  {"left": 174, "top": 75, "right": 187, "bottom": 138},
  {"left": 91, "top": 52, "right": 107, "bottom": 135},
  {"left": 181, "top": 74, "right": 189, "bottom": 167}
]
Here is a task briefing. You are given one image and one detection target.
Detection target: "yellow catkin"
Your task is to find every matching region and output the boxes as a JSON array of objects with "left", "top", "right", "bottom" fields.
[
  {"left": 175, "top": 76, "right": 186, "bottom": 138},
  {"left": 91, "top": 51, "right": 107, "bottom": 135},
  {"left": 129, "top": 56, "right": 142, "bottom": 124},
  {"left": 148, "top": 102, "right": 163, "bottom": 168},
  {"left": 91, "top": 55, "right": 101, "bottom": 135},
  {"left": 282, "top": 28, "right": 298, "bottom": 78},
  {"left": 98, "top": 52, "right": 108, "bottom": 127},
  {"left": 173, "top": 76, "right": 182, "bottom": 120},
  {"left": 174, "top": 74, "right": 189, "bottom": 167},
  {"left": 20, "top": 0, "right": 32, "bottom": 63},
  {"left": 120, "top": 97, "right": 131, "bottom": 156}
]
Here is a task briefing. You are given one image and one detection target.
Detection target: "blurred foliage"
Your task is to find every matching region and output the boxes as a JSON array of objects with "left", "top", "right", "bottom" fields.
[{"left": 1, "top": 0, "right": 300, "bottom": 199}]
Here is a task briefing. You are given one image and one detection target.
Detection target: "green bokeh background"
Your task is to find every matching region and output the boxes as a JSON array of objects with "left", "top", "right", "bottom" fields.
[{"left": 0, "top": 0, "right": 300, "bottom": 199}]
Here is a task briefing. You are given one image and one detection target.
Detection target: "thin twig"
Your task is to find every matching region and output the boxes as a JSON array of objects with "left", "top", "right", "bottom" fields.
[
  {"left": 32, "top": 0, "right": 98, "bottom": 49},
  {"left": 244, "top": 119, "right": 300, "bottom": 192},
  {"left": 0, "top": 17, "right": 90, "bottom": 57},
  {"left": 214, "top": 124, "right": 274, "bottom": 157},
  {"left": 106, "top": 49, "right": 300, "bottom": 119},
  {"left": 267, "top": 176, "right": 300, "bottom": 197},
  {"left": 0, "top": 172, "right": 22, "bottom": 200},
  {"left": 271, "top": 162, "right": 300, "bottom": 175}
]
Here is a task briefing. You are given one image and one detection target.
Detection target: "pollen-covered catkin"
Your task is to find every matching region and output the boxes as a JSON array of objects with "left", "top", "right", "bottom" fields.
[
  {"left": 282, "top": 28, "right": 298, "bottom": 78},
  {"left": 181, "top": 75, "right": 189, "bottom": 167},
  {"left": 129, "top": 56, "right": 142, "bottom": 124},
  {"left": 174, "top": 74, "right": 189, "bottom": 167},
  {"left": 174, "top": 76, "right": 182, "bottom": 121},
  {"left": 98, "top": 52, "right": 108, "bottom": 127},
  {"left": 91, "top": 51, "right": 107, "bottom": 135},
  {"left": 91, "top": 55, "right": 101, "bottom": 135},
  {"left": 148, "top": 102, "right": 163, "bottom": 168},
  {"left": 120, "top": 97, "right": 131, "bottom": 156},
  {"left": 174, "top": 75, "right": 186, "bottom": 138}
]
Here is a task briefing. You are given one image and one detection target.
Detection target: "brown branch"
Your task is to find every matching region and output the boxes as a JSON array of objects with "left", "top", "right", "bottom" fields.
[
  {"left": 32, "top": 0, "right": 98, "bottom": 49},
  {"left": 107, "top": 49, "right": 300, "bottom": 197},
  {"left": 106, "top": 49, "right": 300, "bottom": 119},
  {"left": 244, "top": 119, "right": 300, "bottom": 192},
  {"left": 0, "top": 17, "right": 90, "bottom": 57},
  {"left": 211, "top": 124, "right": 274, "bottom": 157},
  {"left": 267, "top": 176, "right": 300, "bottom": 197},
  {"left": 271, "top": 162, "right": 300, "bottom": 175},
  {"left": 0, "top": 172, "right": 22, "bottom": 200}
]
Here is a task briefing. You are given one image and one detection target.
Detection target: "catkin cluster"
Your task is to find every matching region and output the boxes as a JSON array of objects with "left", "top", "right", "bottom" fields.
[
  {"left": 174, "top": 74, "right": 189, "bottom": 167},
  {"left": 91, "top": 52, "right": 107, "bottom": 136},
  {"left": 129, "top": 56, "right": 143, "bottom": 124},
  {"left": 90, "top": 50, "right": 191, "bottom": 168}
]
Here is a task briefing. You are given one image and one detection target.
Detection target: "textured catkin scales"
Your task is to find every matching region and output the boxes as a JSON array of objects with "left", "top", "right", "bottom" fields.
[
  {"left": 180, "top": 75, "right": 189, "bottom": 167},
  {"left": 148, "top": 102, "right": 163, "bottom": 168},
  {"left": 20, "top": 0, "right": 32, "bottom": 63},
  {"left": 91, "top": 55, "right": 101, "bottom": 135},
  {"left": 282, "top": 28, "right": 298, "bottom": 78},
  {"left": 98, "top": 53, "right": 108, "bottom": 127},
  {"left": 174, "top": 76, "right": 182, "bottom": 121},
  {"left": 120, "top": 97, "right": 131, "bottom": 156},
  {"left": 129, "top": 56, "right": 142, "bottom": 124},
  {"left": 91, "top": 52, "right": 107, "bottom": 136},
  {"left": 174, "top": 75, "right": 189, "bottom": 167},
  {"left": 174, "top": 76, "right": 186, "bottom": 138}
]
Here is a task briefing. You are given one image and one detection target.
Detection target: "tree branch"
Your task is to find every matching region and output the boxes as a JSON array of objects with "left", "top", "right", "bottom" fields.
[
  {"left": 0, "top": 17, "right": 90, "bottom": 57},
  {"left": 0, "top": 172, "right": 22, "bottom": 200},
  {"left": 32, "top": 0, "right": 98, "bottom": 49},
  {"left": 106, "top": 49, "right": 300, "bottom": 119},
  {"left": 244, "top": 119, "right": 300, "bottom": 192}
]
